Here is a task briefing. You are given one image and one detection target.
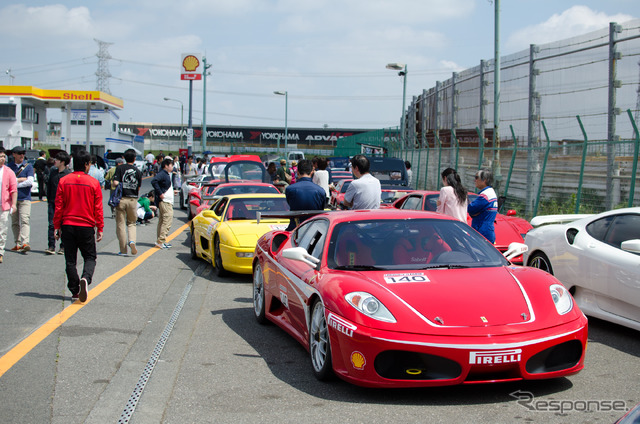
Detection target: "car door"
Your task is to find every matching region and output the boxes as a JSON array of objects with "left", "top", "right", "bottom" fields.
[
  {"left": 278, "top": 219, "right": 329, "bottom": 339},
  {"left": 579, "top": 213, "right": 640, "bottom": 323}
]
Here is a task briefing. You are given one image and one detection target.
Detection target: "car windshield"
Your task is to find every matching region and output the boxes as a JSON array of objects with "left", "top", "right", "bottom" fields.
[
  {"left": 224, "top": 197, "right": 290, "bottom": 221},
  {"left": 225, "top": 162, "right": 265, "bottom": 182},
  {"left": 340, "top": 181, "right": 351, "bottom": 193},
  {"left": 327, "top": 218, "right": 507, "bottom": 270},
  {"left": 381, "top": 190, "right": 413, "bottom": 204},
  {"left": 215, "top": 185, "right": 279, "bottom": 196}
]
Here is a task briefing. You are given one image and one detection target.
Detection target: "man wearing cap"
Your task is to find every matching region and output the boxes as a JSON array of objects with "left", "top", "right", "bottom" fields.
[
  {"left": 44, "top": 151, "right": 72, "bottom": 255},
  {"left": 7, "top": 146, "right": 34, "bottom": 252},
  {"left": 0, "top": 148, "right": 18, "bottom": 264}
]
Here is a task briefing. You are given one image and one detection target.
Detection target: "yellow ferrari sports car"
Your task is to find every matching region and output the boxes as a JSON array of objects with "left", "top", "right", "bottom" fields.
[{"left": 190, "top": 193, "right": 290, "bottom": 277}]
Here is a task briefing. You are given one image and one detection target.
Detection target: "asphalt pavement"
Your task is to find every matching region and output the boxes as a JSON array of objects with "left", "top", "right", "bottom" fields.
[{"left": 0, "top": 177, "right": 638, "bottom": 424}]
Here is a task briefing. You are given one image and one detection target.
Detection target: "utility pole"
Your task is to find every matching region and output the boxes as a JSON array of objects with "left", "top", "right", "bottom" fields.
[{"left": 202, "top": 57, "right": 212, "bottom": 154}]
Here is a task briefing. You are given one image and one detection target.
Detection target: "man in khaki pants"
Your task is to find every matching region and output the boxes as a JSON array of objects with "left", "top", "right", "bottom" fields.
[
  {"left": 112, "top": 149, "right": 143, "bottom": 256},
  {"left": 151, "top": 158, "right": 174, "bottom": 249}
]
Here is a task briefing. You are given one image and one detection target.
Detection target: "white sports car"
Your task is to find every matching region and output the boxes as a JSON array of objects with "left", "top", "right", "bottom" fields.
[{"left": 524, "top": 207, "right": 640, "bottom": 331}]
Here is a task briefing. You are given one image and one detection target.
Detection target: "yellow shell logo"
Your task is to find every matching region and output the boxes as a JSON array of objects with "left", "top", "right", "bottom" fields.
[
  {"left": 182, "top": 55, "right": 200, "bottom": 72},
  {"left": 351, "top": 351, "right": 366, "bottom": 370}
]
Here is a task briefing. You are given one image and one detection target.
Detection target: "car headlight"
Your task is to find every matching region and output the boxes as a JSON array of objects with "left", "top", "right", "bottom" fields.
[
  {"left": 235, "top": 252, "right": 253, "bottom": 258},
  {"left": 550, "top": 284, "right": 573, "bottom": 315},
  {"left": 345, "top": 292, "right": 396, "bottom": 323}
]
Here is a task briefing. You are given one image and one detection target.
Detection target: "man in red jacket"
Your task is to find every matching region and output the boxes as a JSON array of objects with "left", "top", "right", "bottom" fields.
[{"left": 54, "top": 150, "right": 104, "bottom": 303}]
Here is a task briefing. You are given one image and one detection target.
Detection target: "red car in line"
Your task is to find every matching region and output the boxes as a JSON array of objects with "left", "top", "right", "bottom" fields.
[
  {"left": 252, "top": 209, "right": 587, "bottom": 388},
  {"left": 189, "top": 182, "right": 280, "bottom": 218},
  {"left": 391, "top": 191, "right": 533, "bottom": 263}
]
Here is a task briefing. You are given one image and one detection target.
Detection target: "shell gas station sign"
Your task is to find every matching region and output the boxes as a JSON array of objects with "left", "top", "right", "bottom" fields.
[{"left": 181, "top": 53, "right": 202, "bottom": 81}]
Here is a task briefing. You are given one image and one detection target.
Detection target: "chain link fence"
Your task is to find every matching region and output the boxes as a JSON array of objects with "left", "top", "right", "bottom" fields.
[{"left": 337, "top": 19, "right": 640, "bottom": 220}]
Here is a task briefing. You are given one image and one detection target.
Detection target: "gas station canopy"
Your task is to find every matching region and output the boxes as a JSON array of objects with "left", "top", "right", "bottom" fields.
[{"left": 0, "top": 85, "right": 123, "bottom": 110}]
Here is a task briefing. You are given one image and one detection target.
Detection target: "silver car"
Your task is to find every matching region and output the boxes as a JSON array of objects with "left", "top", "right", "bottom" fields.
[{"left": 524, "top": 207, "right": 640, "bottom": 331}]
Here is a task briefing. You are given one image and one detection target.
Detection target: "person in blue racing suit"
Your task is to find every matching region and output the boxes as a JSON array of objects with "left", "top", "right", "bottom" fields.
[{"left": 467, "top": 168, "right": 498, "bottom": 243}]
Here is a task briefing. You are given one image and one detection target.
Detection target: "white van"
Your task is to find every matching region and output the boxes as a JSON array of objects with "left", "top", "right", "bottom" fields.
[{"left": 287, "top": 150, "right": 305, "bottom": 165}]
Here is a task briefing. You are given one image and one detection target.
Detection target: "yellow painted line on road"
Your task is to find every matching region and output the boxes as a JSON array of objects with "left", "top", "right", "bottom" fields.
[{"left": 0, "top": 222, "right": 190, "bottom": 378}]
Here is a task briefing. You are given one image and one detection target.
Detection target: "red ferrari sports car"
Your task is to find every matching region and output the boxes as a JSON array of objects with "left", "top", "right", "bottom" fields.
[
  {"left": 190, "top": 182, "right": 280, "bottom": 217},
  {"left": 329, "top": 179, "right": 352, "bottom": 209},
  {"left": 391, "top": 190, "right": 533, "bottom": 263},
  {"left": 252, "top": 209, "right": 587, "bottom": 388}
]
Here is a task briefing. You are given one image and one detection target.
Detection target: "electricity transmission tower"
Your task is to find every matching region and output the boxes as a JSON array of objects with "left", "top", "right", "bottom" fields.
[{"left": 94, "top": 38, "right": 113, "bottom": 94}]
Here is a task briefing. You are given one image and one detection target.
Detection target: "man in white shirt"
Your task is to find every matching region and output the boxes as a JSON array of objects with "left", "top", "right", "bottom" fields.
[{"left": 343, "top": 155, "right": 381, "bottom": 210}]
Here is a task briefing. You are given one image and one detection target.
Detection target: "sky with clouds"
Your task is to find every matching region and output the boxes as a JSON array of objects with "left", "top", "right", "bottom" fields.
[{"left": 0, "top": 1, "right": 638, "bottom": 130}]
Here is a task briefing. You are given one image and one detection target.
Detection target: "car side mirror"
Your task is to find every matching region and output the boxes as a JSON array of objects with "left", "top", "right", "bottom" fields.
[
  {"left": 282, "top": 247, "right": 320, "bottom": 268},
  {"left": 202, "top": 210, "right": 220, "bottom": 221},
  {"left": 621, "top": 239, "right": 640, "bottom": 254},
  {"left": 503, "top": 242, "right": 528, "bottom": 261},
  {"left": 506, "top": 209, "right": 517, "bottom": 216},
  {"left": 189, "top": 198, "right": 200, "bottom": 207}
]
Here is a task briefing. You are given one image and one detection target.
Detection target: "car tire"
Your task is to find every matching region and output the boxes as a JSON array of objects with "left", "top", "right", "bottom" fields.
[
  {"left": 253, "top": 263, "right": 267, "bottom": 324},
  {"left": 190, "top": 227, "right": 198, "bottom": 260},
  {"left": 528, "top": 252, "right": 554, "bottom": 275},
  {"left": 309, "top": 299, "right": 333, "bottom": 381},
  {"left": 180, "top": 191, "right": 186, "bottom": 210},
  {"left": 214, "top": 235, "right": 228, "bottom": 277}
]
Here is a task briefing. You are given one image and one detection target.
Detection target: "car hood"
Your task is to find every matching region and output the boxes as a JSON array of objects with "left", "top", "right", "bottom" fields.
[{"left": 376, "top": 267, "right": 531, "bottom": 328}]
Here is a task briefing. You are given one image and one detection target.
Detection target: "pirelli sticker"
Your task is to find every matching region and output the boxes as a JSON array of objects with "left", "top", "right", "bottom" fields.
[{"left": 383, "top": 273, "right": 430, "bottom": 284}]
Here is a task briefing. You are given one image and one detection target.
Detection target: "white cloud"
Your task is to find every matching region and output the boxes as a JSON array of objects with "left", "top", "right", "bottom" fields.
[
  {"left": 506, "top": 5, "right": 635, "bottom": 51},
  {"left": 0, "top": 4, "right": 93, "bottom": 38}
]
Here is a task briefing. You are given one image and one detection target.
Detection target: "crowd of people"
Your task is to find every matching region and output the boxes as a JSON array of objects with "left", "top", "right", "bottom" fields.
[{"left": 0, "top": 146, "right": 498, "bottom": 303}]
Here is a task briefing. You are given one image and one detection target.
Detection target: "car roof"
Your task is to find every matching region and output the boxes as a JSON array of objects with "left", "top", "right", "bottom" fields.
[
  {"left": 311, "top": 208, "right": 456, "bottom": 225},
  {"left": 222, "top": 193, "right": 285, "bottom": 200}
]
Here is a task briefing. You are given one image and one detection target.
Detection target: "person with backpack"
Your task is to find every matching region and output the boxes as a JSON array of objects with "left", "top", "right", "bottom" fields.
[{"left": 112, "top": 149, "right": 143, "bottom": 256}]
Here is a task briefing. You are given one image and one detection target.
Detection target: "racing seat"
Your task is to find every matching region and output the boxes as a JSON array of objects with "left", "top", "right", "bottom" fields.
[
  {"left": 392, "top": 230, "right": 452, "bottom": 265},
  {"left": 335, "top": 228, "right": 373, "bottom": 267},
  {"left": 227, "top": 202, "right": 249, "bottom": 220}
]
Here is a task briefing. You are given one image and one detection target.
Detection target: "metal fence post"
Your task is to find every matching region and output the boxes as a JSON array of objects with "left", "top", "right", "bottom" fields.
[
  {"left": 607, "top": 22, "right": 623, "bottom": 210},
  {"left": 627, "top": 109, "right": 639, "bottom": 207},
  {"left": 476, "top": 127, "right": 484, "bottom": 170},
  {"left": 534, "top": 121, "right": 551, "bottom": 217},
  {"left": 504, "top": 125, "right": 518, "bottom": 207},
  {"left": 576, "top": 115, "right": 589, "bottom": 213}
]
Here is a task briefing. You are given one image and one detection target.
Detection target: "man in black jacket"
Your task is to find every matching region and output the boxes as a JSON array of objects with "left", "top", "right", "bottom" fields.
[
  {"left": 33, "top": 150, "right": 47, "bottom": 201},
  {"left": 45, "top": 151, "right": 72, "bottom": 254},
  {"left": 151, "top": 158, "right": 174, "bottom": 249}
]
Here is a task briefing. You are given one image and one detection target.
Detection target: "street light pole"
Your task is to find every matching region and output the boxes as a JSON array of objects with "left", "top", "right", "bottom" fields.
[
  {"left": 202, "top": 57, "right": 212, "bottom": 155},
  {"left": 386, "top": 63, "right": 407, "bottom": 146},
  {"left": 274, "top": 91, "right": 288, "bottom": 158},
  {"left": 163, "top": 97, "right": 184, "bottom": 151}
]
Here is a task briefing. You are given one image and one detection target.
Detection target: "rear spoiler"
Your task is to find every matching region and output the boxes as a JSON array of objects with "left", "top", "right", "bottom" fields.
[
  {"left": 257, "top": 210, "right": 329, "bottom": 224},
  {"left": 530, "top": 214, "right": 593, "bottom": 228}
]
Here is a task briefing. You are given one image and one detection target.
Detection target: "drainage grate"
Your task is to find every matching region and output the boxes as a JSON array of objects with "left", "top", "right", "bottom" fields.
[{"left": 118, "top": 274, "right": 196, "bottom": 423}]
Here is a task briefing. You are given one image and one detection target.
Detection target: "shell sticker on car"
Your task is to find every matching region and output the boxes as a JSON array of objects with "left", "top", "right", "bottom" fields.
[
  {"left": 270, "top": 224, "right": 288, "bottom": 231},
  {"left": 206, "top": 222, "right": 216, "bottom": 236},
  {"left": 351, "top": 351, "right": 366, "bottom": 370},
  {"left": 383, "top": 273, "right": 430, "bottom": 284}
]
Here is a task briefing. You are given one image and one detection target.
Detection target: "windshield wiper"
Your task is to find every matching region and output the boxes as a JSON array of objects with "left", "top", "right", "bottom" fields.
[
  {"left": 418, "top": 264, "right": 471, "bottom": 269},
  {"left": 334, "top": 265, "right": 386, "bottom": 271}
]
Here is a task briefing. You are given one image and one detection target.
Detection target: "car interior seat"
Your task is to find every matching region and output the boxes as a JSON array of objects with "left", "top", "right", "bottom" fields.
[{"left": 335, "top": 227, "right": 374, "bottom": 267}]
